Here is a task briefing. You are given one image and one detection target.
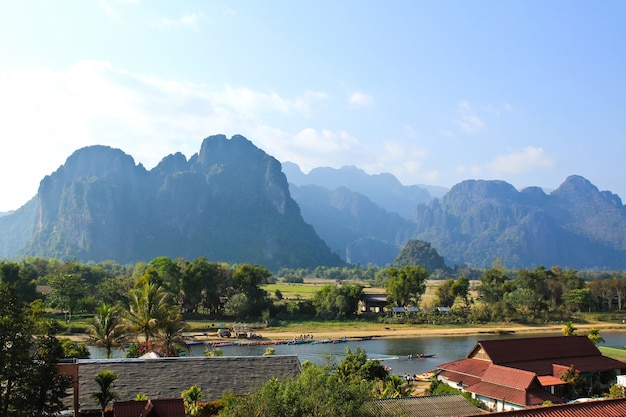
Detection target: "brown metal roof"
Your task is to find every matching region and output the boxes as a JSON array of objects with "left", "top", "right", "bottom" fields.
[
  {"left": 471, "top": 336, "right": 601, "bottom": 365},
  {"left": 481, "top": 365, "right": 535, "bottom": 389},
  {"left": 371, "top": 394, "right": 485, "bottom": 417},
  {"left": 469, "top": 381, "right": 563, "bottom": 408},
  {"left": 463, "top": 397, "right": 626, "bottom": 417},
  {"left": 438, "top": 358, "right": 491, "bottom": 379}
]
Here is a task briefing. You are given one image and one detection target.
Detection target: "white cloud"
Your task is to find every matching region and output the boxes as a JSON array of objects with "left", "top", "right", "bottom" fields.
[
  {"left": 348, "top": 91, "right": 374, "bottom": 107},
  {"left": 157, "top": 12, "right": 202, "bottom": 30},
  {"left": 456, "top": 100, "right": 484, "bottom": 134},
  {"left": 0, "top": 61, "right": 339, "bottom": 210},
  {"left": 487, "top": 146, "right": 555, "bottom": 175}
]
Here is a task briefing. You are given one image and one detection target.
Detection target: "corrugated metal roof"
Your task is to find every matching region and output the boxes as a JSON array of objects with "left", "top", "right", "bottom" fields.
[
  {"left": 481, "top": 365, "right": 535, "bottom": 389},
  {"left": 463, "top": 397, "right": 626, "bottom": 417},
  {"left": 473, "top": 337, "right": 601, "bottom": 365},
  {"left": 372, "top": 394, "right": 485, "bottom": 417}
]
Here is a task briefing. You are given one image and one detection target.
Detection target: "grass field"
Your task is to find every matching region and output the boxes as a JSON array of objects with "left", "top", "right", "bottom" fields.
[{"left": 599, "top": 346, "right": 626, "bottom": 360}]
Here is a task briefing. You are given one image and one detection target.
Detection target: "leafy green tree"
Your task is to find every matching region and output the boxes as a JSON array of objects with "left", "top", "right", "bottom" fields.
[
  {"left": 92, "top": 369, "right": 120, "bottom": 417},
  {"left": 377, "top": 374, "right": 410, "bottom": 398},
  {"left": 223, "top": 293, "right": 250, "bottom": 319},
  {"left": 0, "top": 282, "right": 71, "bottom": 417},
  {"left": 59, "top": 337, "right": 91, "bottom": 359},
  {"left": 0, "top": 262, "right": 37, "bottom": 303},
  {"left": 563, "top": 288, "right": 594, "bottom": 313},
  {"left": 312, "top": 284, "right": 363, "bottom": 319},
  {"left": 477, "top": 266, "right": 512, "bottom": 304},
  {"left": 562, "top": 321, "right": 578, "bottom": 336},
  {"left": 181, "top": 385, "right": 204, "bottom": 417},
  {"left": 88, "top": 304, "right": 127, "bottom": 359},
  {"left": 384, "top": 266, "right": 428, "bottom": 307},
  {"left": 435, "top": 279, "right": 456, "bottom": 307},
  {"left": 220, "top": 361, "right": 381, "bottom": 417},
  {"left": 335, "top": 347, "right": 389, "bottom": 384},
  {"left": 587, "top": 328, "right": 605, "bottom": 345},
  {"left": 49, "top": 273, "right": 88, "bottom": 320},
  {"left": 230, "top": 264, "right": 271, "bottom": 318},
  {"left": 126, "top": 282, "right": 170, "bottom": 344}
]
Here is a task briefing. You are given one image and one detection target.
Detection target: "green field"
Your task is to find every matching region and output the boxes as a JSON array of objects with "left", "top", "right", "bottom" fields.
[{"left": 599, "top": 346, "right": 626, "bottom": 360}]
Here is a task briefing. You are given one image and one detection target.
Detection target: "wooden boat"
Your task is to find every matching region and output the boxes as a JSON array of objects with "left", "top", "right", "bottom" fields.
[{"left": 407, "top": 353, "right": 437, "bottom": 359}]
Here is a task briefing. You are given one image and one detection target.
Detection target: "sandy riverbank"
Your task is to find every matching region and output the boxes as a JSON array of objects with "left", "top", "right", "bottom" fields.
[
  {"left": 64, "top": 322, "right": 626, "bottom": 344},
  {"left": 188, "top": 322, "right": 626, "bottom": 343}
]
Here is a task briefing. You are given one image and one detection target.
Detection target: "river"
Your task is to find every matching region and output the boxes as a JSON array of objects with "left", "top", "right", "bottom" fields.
[{"left": 88, "top": 330, "right": 626, "bottom": 377}]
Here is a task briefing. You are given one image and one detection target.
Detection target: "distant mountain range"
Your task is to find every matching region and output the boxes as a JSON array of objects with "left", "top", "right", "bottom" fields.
[
  {"left": 1, "top": 134, "right": 626, "bottom": 270},
  {"left": 0, "top": 135, "right": 342, "bottom": 270}
]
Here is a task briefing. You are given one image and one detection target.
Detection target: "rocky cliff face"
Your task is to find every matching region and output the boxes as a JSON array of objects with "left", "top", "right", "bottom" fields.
[
  {"left": 413, "top": 175, "right": 626, "bottom": 269},
  {"left": 18, "top": 135, "right": 343, "bottom": 269}
]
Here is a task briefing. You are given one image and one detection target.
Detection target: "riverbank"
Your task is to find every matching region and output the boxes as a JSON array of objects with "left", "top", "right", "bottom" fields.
[{"left": 187, "top": 322, "right": 626, "bottom": 343}]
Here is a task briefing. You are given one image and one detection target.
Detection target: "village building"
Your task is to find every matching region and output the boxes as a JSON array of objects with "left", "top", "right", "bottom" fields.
[
  {"left": 57, "top": 355, "right": 302, "bottom": 415},
  {"left": 360, "top": 293, "right": 388, "bottom": 313},
  {"left": 437, "top": 335, "right": 626, "bottom": 412},
  {"left": 463, "top": 397, "right": 626, "bottom": 417}
]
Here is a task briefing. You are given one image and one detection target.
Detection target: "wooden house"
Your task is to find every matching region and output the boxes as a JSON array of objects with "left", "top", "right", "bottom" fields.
[{"left": 437, "top": 336, "right": 626, "bottom": 412}]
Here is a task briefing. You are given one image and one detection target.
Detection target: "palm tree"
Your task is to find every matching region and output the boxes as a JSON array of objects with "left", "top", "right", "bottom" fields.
[
  {"left": 87, "top": 304, "right": 127, "bottom": 359},
  {"left": 181, "top": 385, "right": 205, "bottom": 416},
  {"left": 159, "top": 313, "right": 189, "bottom": 357},
  {"left": 126, "top": 282, "right": 170, "bottom": 344},
  {"left": 92, "top": 369, "right": 120, "bottom": 417}
]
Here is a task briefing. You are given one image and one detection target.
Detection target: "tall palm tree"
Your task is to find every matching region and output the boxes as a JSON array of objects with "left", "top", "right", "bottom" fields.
[
  {"left": 87, "top": 304, "right": 127, "bottom": 359},
  {"left": 126, "top": 282, "right": 170, "bottom": 344},
  {"left": 159, "top": 313, "right": 189, "bottom": 357}
]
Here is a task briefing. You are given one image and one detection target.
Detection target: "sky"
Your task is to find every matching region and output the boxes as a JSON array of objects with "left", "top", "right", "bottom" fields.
[{"left": 1, "top": 1, "right": 625, "bottom": 212}]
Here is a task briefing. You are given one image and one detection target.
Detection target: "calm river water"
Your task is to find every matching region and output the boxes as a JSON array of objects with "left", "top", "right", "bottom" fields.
[{"left": 88, "top": 330, "right": 626, "bottom": 377}]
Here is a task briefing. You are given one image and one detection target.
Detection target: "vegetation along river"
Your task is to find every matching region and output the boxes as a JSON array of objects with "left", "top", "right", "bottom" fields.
[{"left": 88, "top": 331, "right": 626, "bottom": 377}]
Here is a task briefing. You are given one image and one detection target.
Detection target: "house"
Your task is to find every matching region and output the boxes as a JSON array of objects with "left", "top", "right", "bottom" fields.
[
  {"left": 464, "top": 397, "right": 626, "bottom": 417},
  {"left": 370, "top": 394, "right": 485, "bottom": 416},
  {"left": 360, "top": 293, "right": 388, "bottom": 314},
  {"left": 437, "top": 336, "right": 626, "bottom": 412},
  {"left": 57, "top": 355, "right": 302, "bottom": 414}
]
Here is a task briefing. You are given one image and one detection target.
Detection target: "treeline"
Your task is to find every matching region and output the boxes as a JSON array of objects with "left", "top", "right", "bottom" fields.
[{"left": 2, "top": 257, "right": 626, "bottom": 327}]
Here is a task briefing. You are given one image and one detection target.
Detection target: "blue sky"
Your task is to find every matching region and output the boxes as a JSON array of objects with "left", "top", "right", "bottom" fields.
[{"left": 1, "top": 1, "right": 625, "bottom": 212}]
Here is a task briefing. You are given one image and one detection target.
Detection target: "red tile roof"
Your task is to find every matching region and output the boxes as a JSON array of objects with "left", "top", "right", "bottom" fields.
[{"left": 463, "top": 397, "right": 626, "bottom": 417}]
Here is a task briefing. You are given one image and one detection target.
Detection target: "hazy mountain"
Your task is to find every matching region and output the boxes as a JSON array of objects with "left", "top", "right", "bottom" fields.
[
  {"left": 289, "top": 184, "right": 414, "bottom": 265},
  {"left": 413, "top": 176, "right": 626, "bottom": 269},
  {"left": 0, "top": 135, "right": 343, "bottom": 270},
  {"left": 281, "top": 162, "right": 443, "bottom": 218}
]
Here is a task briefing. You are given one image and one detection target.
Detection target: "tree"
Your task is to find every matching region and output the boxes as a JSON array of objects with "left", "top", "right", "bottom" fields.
[
  {"left": 220, "top": 361, "right": 382, "bottom": 417},
  {"left": 0, "top": 262, "right": 37, "bottom": 303},
  {"left": 562, "top": 321, "right": 578, "bottom": 336},
  {"left": 231, "top": 264, "right": 271, "bottom": 318},
  {"left": 87, "top": 304, "right": 127, "bottom": 359},
  {"left": 49, "top": 273, "right": 88, "bottom": 321},
  {"left": 92, "top": 370, "right": 120, "bottom": 417},
  {"left": 181, "top": 385, "right": 204, "bottom": 417},
  {"left": 126, "top": 282, "right": 170, "bottom": 344},
  {"left": 384, "top": 266, "right": 428, "bottom": 307},
  {"left": 0, "top": 282, "right": 71, "bottom": 417},
  {"left": 587, "top": 328, "right": 605, "bottom": 345},
  {"left": 312, "top": 284, "right": 363, "bottom": 319},
  {"left": 477, "top": 266, "right": 512, "bottom": 304}
]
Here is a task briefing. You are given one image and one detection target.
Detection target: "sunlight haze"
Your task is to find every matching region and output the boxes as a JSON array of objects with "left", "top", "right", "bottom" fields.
[{"left": 0, "top": 1, "right": 624, "bottom": 212}]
